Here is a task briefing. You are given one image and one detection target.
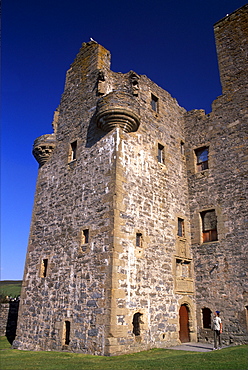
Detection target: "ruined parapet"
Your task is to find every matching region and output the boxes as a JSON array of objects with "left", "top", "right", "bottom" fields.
[
  {"left": 214, "top": 4, "right": 248, "bottom": 95},
  {"left": 32, "top": 133, "right": 56, "bottom": 167},
  {"left": 95, "top": 91, "right": 140, "bottom": 133}
]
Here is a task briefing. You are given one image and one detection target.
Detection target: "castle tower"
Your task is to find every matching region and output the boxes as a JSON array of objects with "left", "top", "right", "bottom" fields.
[
  {"left": 14, "top": 4, "right": 247, "bottom": 355},
  {"left": 14, "top": 40, "right": 196, "bottom": 355},
  {"left": 184, "top": 5, "right": 248, "bottom": 344}
]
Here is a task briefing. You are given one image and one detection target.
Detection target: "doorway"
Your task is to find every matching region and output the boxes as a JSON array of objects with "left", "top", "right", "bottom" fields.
[{"left": 179, "top": 304, "right": 190, "bottom": 343}]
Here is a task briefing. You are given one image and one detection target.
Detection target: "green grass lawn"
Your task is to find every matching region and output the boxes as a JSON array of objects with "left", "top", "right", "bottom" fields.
[
  {"left": 0, "top": 337, "right": 247, "bottom": 370},
  {"left": 0, "top": 281, "right": 22, "bottom": 298}
]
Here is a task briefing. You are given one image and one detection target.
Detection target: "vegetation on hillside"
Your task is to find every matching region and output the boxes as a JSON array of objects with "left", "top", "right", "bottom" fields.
[{"left": 0, "top": 281, "right": 22, "bottom": 302}]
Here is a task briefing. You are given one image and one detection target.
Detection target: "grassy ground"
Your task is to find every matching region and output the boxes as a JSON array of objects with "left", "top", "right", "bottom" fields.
[
  {"left": 0, "top": 337, "right": 247, "bottom": 370},
  {"left": 0, "top": 281, "right": 22, "bottom": 298}
]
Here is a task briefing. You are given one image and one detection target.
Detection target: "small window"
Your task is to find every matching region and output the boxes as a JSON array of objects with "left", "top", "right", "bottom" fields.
[
  {"left": 178, "top": 218, "right": 185, "bottom": 237},
  {"left": 81, "top": 229, "right": 89, "bottom": 244},
  {"left": 70, "top": 141, "right": 77, "bottom": 161},
  {"left": 202, "top": 308, "right": 212, "bottom": 329},
  {"left": 181, "top": 141, "right": 185, "bottom": 156},
  {"left": 201, "top": 210, "right": 218, "bottom": 243},
  {"left": 151, "top": 94, "right": 158, "bottom": 112},
  {"left": 158, "top": 143, "right": 165, "bottom": 164},
  {"left": 132, "top": 312, "right": 143, "bottom": 336},
  {"left": 64, "top": 321, "right": 70, "bottom": 345},
  {"left": 245, "top": 306, "right": 248, "bottom": 330},
  {"left": 195, "top": 146, "right": 209, "bottom": 171},
  {"left": 41, "top": 259, "right": 48, "bottom": 278},
  {"left": 136, "top": 233, "right": 143, "bottom": 247}
]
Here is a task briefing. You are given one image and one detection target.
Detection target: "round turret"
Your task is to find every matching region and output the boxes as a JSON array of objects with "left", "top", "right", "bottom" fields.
[
  {"left": 32, "top": 134, "right": 56, "bottom": 167},
  {"left": 95, "top": 91, "right": 140, "bottom": 133}
]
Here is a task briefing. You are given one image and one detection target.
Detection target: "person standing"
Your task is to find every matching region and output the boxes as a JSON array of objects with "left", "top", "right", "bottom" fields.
[{"left": 212, "top": 311, "right": 222, "bottom": 350}]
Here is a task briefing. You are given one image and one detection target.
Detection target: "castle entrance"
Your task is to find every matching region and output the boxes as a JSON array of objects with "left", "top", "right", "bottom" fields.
[{"left": 179, "top": 304, "right": 190, "bottom": 343}]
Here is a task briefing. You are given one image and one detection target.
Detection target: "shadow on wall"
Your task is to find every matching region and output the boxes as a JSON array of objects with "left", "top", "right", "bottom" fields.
[
  {"left": 6, "top": 300, "right": 19, "bottom": 344},
  {"left": 85, "top": 115, "right": 107, "bottom": 148}
]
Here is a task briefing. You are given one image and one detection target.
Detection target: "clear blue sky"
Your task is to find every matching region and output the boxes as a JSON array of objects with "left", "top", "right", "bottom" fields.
[{"left": 1, "top": 0, "right": 247, "bottom": 280}]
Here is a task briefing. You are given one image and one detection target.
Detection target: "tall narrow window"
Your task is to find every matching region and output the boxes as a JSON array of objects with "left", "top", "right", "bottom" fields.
[
  {"left": 64, "top": 321, "right": 70, "bottom": 345},
  {"left": 202, "top": 308, "right": 212, "bottom": 329},
  {"left": 132, "top": 312, "right": 143, "bottom": 336},
  {"left": 70, "top": 141, "right": 77, "bottom": 161},
  {"left": 195, "top": 146, "right": 209, "bottom": 171},
  {"left": 181, "top": 141, "right": 185, "bottom": 156},
  {"left": 158, "top": 143, "right": 165, "bottom": 164},
  {"left": 151, "top": 94, "right": 158, "bottom": 112},
  {"left": 136, "top": 233, "right": 143, "bottom": 247},
  {"left": 41, "top": 259, "right": 48, "bottom": 278},
  {"left": 245, "top": 306, "right": 248, "bottom": 330},
  {"left": 81, "top": 229, "right": 89, "bottom": 244},
  {"left": 178, "top": 218, "right": 185, "bottom": 237},
  {"left": 201, "top": 210, "right": 218, "bottom": 242}
]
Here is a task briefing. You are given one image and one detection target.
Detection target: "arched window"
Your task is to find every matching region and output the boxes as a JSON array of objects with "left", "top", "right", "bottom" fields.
[
  {"left": 202, "top": 308, "right": 212, "bottom": 329},
  {"left": 132, "top": 312, "right": 143, "bottom": 336}
]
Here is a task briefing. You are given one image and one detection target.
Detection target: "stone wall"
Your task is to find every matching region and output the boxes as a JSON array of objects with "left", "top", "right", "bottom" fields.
[
  {"left": 0, "top": 304, "right": 9, "bottom": 336},
  {"left": 214, "top": 4, "right": 248, "bottom": 96},
  {"left": 104, "top": 75, "right": 197, "bottom": 355}
]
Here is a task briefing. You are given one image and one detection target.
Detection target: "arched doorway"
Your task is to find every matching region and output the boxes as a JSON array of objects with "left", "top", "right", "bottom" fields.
[{"left": 179, "top": 304, "right": 190, "bottom": 343}]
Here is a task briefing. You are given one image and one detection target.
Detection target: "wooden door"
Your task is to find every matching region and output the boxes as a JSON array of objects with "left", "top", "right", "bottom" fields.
[{"left": 179, "top": 304, "right": 190, "bottom": 343}]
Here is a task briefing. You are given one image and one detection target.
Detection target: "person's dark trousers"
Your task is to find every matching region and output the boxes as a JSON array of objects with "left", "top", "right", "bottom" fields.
[{"left": 214, "top": 330, "right": 222, "bottom": 349}]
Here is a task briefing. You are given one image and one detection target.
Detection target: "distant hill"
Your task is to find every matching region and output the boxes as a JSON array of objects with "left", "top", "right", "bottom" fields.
[{"left": 0, "top": 280, "right": 22, "bottom": 298}]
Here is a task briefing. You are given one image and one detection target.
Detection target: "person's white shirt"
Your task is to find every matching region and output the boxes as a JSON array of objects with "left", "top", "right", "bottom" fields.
[{"left": 213, "top": 316, "right": 221, "bottom": 330}]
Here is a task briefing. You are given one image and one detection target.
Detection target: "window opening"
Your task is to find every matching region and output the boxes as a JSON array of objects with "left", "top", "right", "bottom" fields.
[
  {"left": 245, "top": 306, "right": 248, "bottom": 330},
  {"left": 181, "top": 141, "right": 185, "bottom": 156},
  {"left": 195, "top": 146, "right": 209, "bottom": 171},
  {"left": 136, "top": 233, "right": 142, "bottom": 247},
  {"left": 151, "top": 94, "right": 158, "bottom": 112},
  {"left": 202, "top": 308, "right": 212, "bottom": 329},
  {"left": 70, "top": 141, "right": 77, "bottom": 161},
  {"left": 201, "top": 210, "right": 218, "bottom": 242},
  {"left": 81, "top": 229, "right": 89, "bottom": 244},
  {"left": 64, "top": 321, "right": 70, "bottom": 345},
  {"left": 178, "top": 218, "right": 185, "bottom": 237},
  {"left": 41, "top": 259, "right": 48, "bottom": 278},
  {"left": 132, "top": 312, "right": 143, "bottom": 336},
  {"left": 158, "top": 143, "right": 165, "bottom": 164}
]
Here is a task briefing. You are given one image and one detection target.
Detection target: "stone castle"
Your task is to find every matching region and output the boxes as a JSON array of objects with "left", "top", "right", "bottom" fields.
[{"left": 14, "top": 5, "right": 247, "bottom": 355}]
